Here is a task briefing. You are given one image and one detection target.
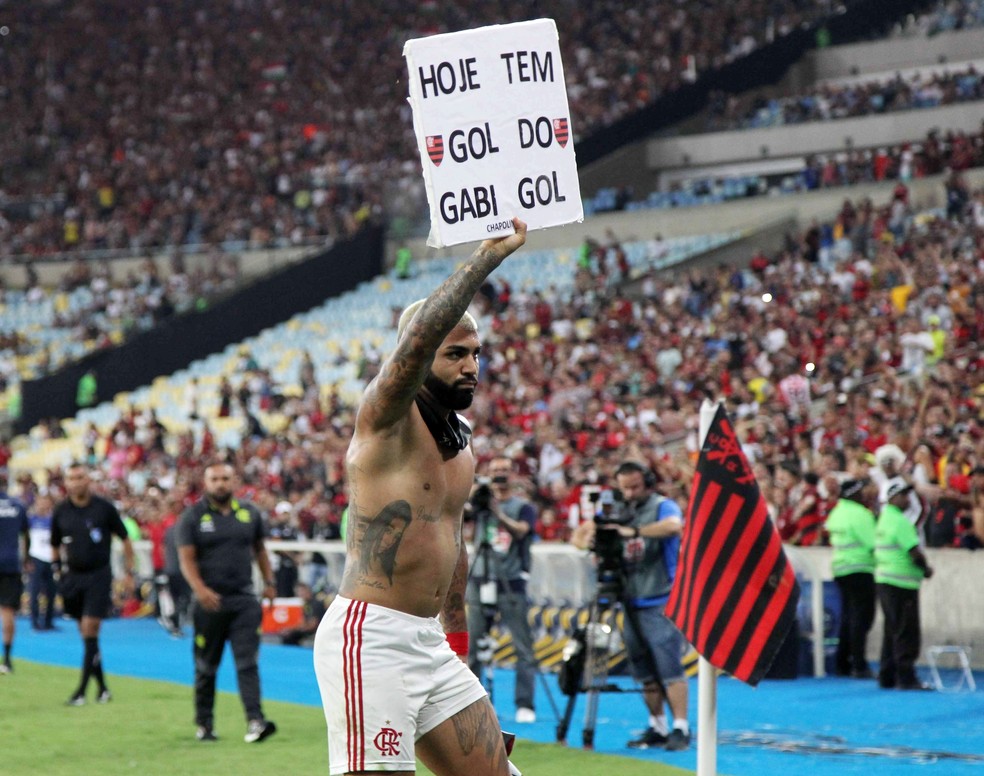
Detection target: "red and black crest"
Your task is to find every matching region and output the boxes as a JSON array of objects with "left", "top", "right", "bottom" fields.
[
  {"left": 426, "top": 135, "right": 444, "bottom": 166},
  {"left": 553, "top": 118, "right": 569, "bottom": 148},
  {"left": 664, "top": 404, "right": 800, "bottom": 687}
]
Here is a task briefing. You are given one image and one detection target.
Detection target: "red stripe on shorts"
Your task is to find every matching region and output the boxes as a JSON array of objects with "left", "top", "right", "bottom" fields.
[{"left": 343, "top": 600, "right": 367, "bottom": 772}]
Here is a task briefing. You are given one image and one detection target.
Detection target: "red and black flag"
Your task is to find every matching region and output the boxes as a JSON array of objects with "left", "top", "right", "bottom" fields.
[
  {"left": 426, "top": 135, "right": 444, "bottom": 166},
  {"left": 553, "top": 118, "right": 569, "bottom": 148},
  {"left": 665, "top": 404, "right": 800, "bottom": 686}
]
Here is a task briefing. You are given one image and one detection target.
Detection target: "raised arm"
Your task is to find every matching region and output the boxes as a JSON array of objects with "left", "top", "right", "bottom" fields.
[{"left": 359, "top": 219, "right": 527, "bottom": 431}]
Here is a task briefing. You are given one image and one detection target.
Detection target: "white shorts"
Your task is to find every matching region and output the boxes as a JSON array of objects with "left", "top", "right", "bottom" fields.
[{"left": 313, "top": 595, "right": 488, "bottom": 774}]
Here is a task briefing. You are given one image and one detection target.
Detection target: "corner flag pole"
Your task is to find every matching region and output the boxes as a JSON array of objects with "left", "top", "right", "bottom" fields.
[
  {"left": 675, "top": 400, "right": 801, "bottom": 774},
  {"left": 696, "top": 399, "right": 719, "bottom": 776}
]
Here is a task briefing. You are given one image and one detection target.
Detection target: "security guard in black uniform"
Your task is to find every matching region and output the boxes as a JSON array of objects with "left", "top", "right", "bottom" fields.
[
  {"left": 52, "top": 462, "right": 136, "bottom": 705},
  {"left": 176, "top": 461, "right": 278, "bottom": 743}
]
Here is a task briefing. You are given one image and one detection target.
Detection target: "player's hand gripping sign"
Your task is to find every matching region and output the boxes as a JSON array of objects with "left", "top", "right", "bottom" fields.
[{"left": 404, "top": 19, "right": 583, "bottom": 248}]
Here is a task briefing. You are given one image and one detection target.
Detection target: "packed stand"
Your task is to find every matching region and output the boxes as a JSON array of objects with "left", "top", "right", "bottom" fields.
[
  {"left": 1, "top": 0, "right": 853, "bottom": 257},
  {"left": 896, "top": 0, "right": 984, "bottom": 36},
  {"left": 468, "top": 188, "right": 984, "bottom": 552},
  {"left": 0, "top": 249, "right": 241, "bottom": 393},
  {"left": 793, "top": 125, "right": 984, "bottom": 190},
  {"left": 6, "top": 187, "right": 984, "bottom": 625},
  {"left": 704, "top": 62, "right": 984, "bottom": 132},
  {"left": 590, "top": 123, "right": 984, "bottom": 216}
]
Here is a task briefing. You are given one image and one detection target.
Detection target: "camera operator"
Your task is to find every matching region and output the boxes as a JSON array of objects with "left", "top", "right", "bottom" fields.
[
  {"left": 466, "top": 457, "right": 538, "bottom": 724},
  {"left": 570, "top": 461, "right": 689, "bottom": 751}
]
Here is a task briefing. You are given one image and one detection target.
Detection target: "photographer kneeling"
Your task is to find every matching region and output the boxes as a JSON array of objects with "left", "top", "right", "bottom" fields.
[
  {"left": 466, "top": 457, "right": 538, "bottom": 724},
  {"left": 571, "top": 461, "right": 690, "bottom": 751}
]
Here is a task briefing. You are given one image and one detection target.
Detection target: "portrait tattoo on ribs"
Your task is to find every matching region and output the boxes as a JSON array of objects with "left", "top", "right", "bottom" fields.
[{"left": 357, "top": 500, "right": 413, "bottom": 584}]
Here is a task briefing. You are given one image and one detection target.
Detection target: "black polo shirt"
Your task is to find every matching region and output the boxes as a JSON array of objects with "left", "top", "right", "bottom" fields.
[
  {"left": 176, "top": 498, "right": 265, "bottom": 595},
  {"left": 51, "top": 495, "right": 128, "bottom": 573}
]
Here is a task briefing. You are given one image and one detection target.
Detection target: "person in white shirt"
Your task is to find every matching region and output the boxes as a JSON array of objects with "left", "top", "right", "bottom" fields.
[
  {"left": 28, "top": 493, "right": 58, "bottom": 631},
  {"left": 898, "top": 317, "right": 935, "bottom": 376},
  {"left": 874, "top": 450, "right": 924, "bottom": 529}
]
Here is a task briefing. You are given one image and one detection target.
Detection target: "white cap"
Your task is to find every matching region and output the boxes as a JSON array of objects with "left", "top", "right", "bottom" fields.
[
  {"left": 874, "top": 444, "right": 906, "bottom": 470},
  {"left": 885, "top": 477, "right": 912, "bottom": 501}
]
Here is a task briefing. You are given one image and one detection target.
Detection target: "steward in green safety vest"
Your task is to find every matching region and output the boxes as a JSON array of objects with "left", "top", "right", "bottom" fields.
[
  {"left": 825, "top": 478, "right": 877, "bottom": 677},
  {"left": 875, "top": 490, "right": 931, "bottom": 590},
  {"left": 826, "top": 484, "right": 875, "bottom": 578},
  {"left": 874, "top": 478, "right": 934, "bottom": 690}
]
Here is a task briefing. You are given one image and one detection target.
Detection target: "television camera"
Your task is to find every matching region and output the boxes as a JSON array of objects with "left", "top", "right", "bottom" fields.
[{"left": 556, "top": 487, "right": 639, "bottom": 748}]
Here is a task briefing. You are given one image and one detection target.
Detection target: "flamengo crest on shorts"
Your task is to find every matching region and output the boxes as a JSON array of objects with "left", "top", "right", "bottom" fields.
[
  {"left": 373, "top": 727, "right": 403, "bottom": 756},
  {"left": 342, "top": 600, "right": 408, "bottom": 767}
]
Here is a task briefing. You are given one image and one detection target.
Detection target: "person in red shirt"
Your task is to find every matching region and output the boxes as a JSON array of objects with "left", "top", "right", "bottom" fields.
[
  {"left": 861, "top": 413, "right": 888, "bottom": 454},
  {"left": 749, "top": 249, "right": 769, "bottom": 275},
  {"left": 773, "top": 464, "right": 802, "bottom": 542},
  {"left": 532, "top": 292, "right": 553, "bottom": 335},
  {"left": 144, "top": 491, "right": 181, "bottom": 636},
  {"left": 788, "top": 472, "right": 827, "bottom": 546},
  {"left": 535, "top": 507, "right": 570, "bottom": 543},
  {"left": 775, "top": 463, "right": 825, "bottom": 545}
]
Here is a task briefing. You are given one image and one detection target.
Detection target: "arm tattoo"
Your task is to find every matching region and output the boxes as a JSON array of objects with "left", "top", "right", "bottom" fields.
[
  {"left": 441, "top": 545, "right": 469, "bottom": 633},
  {"left": 345, "top": 466, "right": 364, "bottom": 555},
  {"left": 357, "top": 500, "right": 413, "bottom": 585},
  {"left": 368, "top": 245, "right": 508, "bottom": 425}
]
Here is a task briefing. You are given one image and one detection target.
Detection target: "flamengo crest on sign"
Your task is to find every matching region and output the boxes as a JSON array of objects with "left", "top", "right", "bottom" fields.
[{"left": 404, "top": 19, "right": 583, "bottom": 248}]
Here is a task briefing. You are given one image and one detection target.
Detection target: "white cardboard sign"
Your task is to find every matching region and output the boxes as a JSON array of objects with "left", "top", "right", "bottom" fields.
[{"left": 404, "top": 19, "right": 583, "bottom": 248}]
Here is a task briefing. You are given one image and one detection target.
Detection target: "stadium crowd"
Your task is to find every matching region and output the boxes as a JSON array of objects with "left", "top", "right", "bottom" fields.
[
  {"left": 2, "top": 2, "right": 984, "bottom": 630},
  {"left": 607, "top": 123, "right": 984, "bottom": 215},
  {"left": 3, "top": 4, "right": 982, "bottom": 391},
  {"left": 0, "top": 0, "right": 855, "bottom": 257},
  {"left": 705, "top": 62, "right": 984, "bottom": 132},
  {"left": 7, "top": 186, "right": 984, "bottom": 603},
  {"left": 793, "top": 126, "right": 984, "bottom": 190},
  {"left": 0, "top": 249, "right": 243, "bottom": 402},
  {"left": 900, "top": 0, "right": 984, "bottom": 36}
]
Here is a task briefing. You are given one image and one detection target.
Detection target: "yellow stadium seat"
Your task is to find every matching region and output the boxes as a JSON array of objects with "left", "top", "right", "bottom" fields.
[
  {"left": 262, "top": 413, "right": 290, "bottom": 435},
  {"left": 210, "top": 416, "right": 242, "bottom": 435}
]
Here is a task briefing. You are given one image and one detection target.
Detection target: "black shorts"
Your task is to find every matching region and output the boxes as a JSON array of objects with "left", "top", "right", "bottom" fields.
[
  {"left": 0, "top": 573, "right": 23, "bottom": 608},
  {"left": 59, "top": 566, "right": 112, "bottom": 620}
]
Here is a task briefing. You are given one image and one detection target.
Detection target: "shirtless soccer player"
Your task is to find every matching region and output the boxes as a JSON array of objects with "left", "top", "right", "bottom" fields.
[{"left": 314, "top": 218, "right": 527, "bottom": 776}]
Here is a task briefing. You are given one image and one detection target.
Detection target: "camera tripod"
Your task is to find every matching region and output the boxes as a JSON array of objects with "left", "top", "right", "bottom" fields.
[
  {"left": 468, "top": 523, "right": 502, "bottom": 701},
  {"left": 468, "top": 519, "right": 559, "bottom": 719},
  {"left": 556, "top": 565, "right": 628, "bottom": 748},
  {"left": 556, "top": 562, "right": 662, "bottom": 749}
]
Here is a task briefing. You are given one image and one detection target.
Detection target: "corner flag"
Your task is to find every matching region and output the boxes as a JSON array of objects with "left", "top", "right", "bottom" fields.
[{"left": 665, "top": 404, "right": 800, "bottom": 686}]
